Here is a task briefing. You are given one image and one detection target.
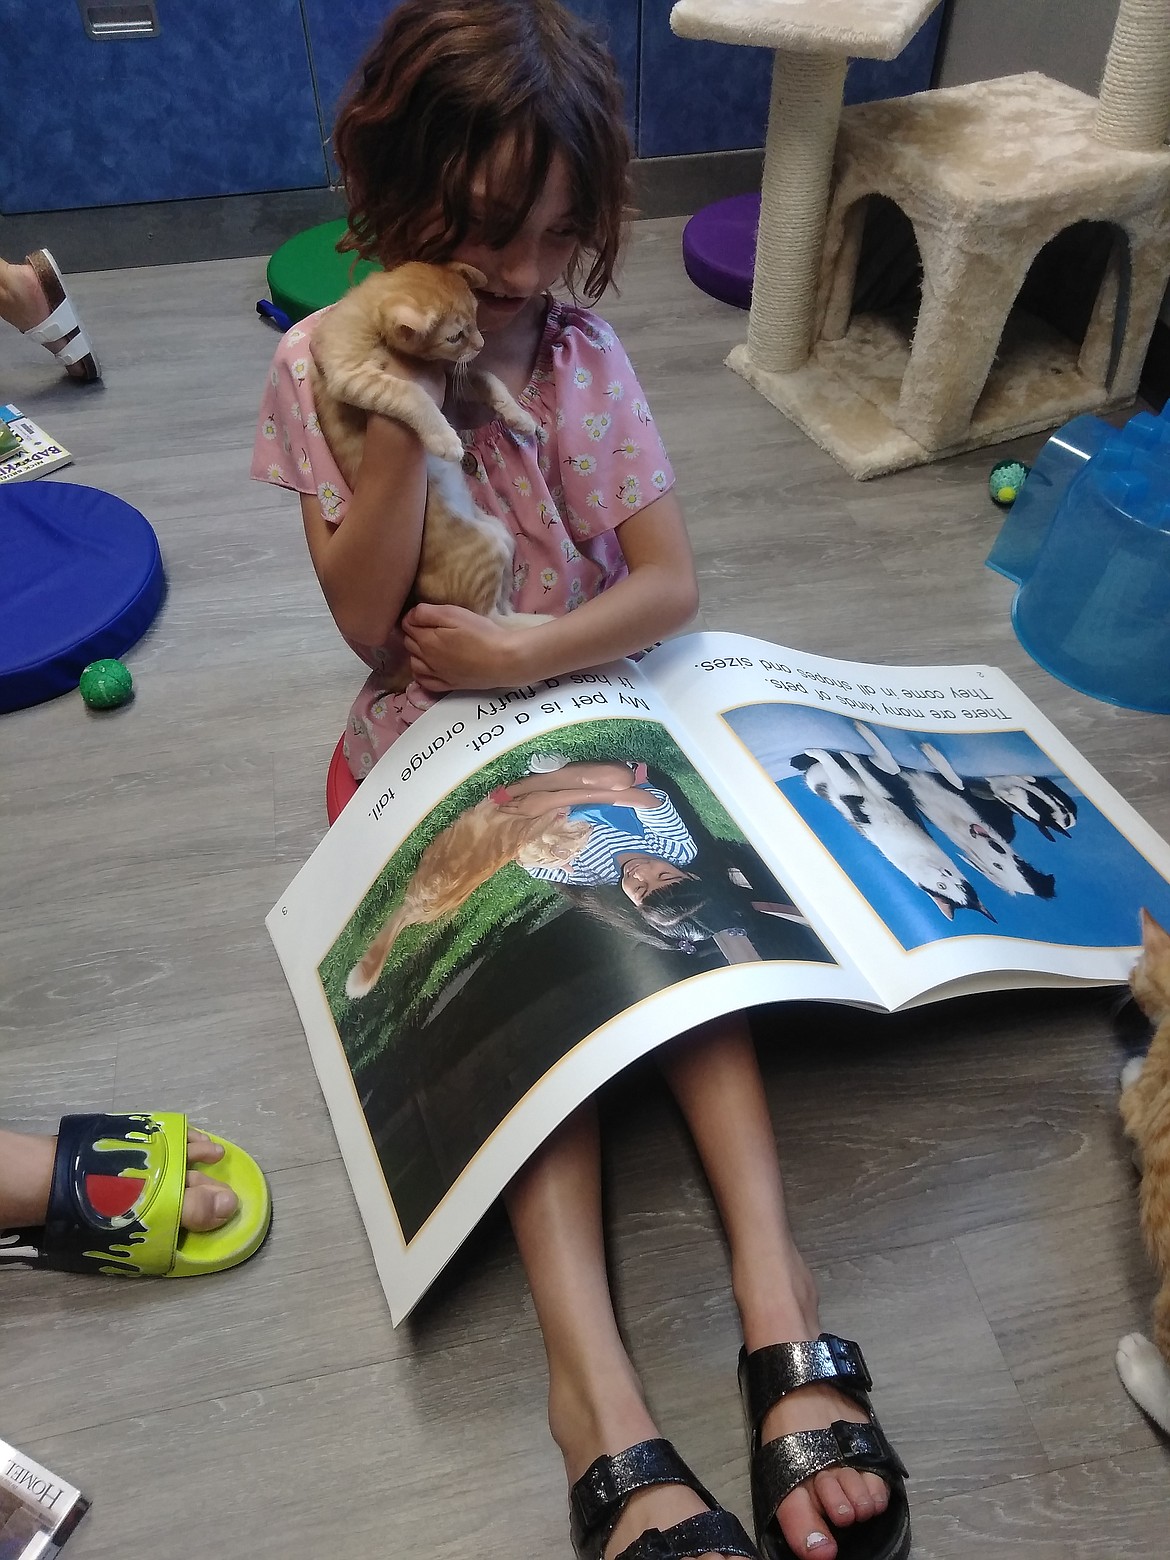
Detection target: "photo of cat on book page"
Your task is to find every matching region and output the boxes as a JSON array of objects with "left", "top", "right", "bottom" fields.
[
  {"left": 722, "top": 705, "right": 1170, "bottom": 952},
  {"left": 316, "top": 716, "right": 833, "bottom": 1246}
]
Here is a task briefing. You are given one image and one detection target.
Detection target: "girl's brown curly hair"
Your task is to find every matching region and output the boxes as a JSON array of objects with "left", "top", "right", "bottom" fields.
[{"left": 332, "top": 0, "right": 632, "bottom": 302}]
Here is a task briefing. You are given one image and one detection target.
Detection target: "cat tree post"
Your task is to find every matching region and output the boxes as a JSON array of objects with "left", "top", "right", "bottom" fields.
[{"left": 669, "top": 1, "right": 943, "bottom": 375}]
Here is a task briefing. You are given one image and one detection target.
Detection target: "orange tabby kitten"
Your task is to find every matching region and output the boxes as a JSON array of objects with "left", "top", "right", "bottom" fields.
[
  {"left": 310, "top": 261, "right": 550, "bottom": 690},
  {"left": 345, "top": 799, "right": 591, "bottom": 998},
  {"left": 1117, "top": 907, "right": 1170, "bottom": 1433}
]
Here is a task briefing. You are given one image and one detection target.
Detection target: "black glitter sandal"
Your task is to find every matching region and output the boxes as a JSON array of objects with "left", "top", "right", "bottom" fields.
[
  {"left": 569, "top": 1437, "right": 759, "bottom": 1560},
  {"left": 739, "top": 1335, "right": 910, "bottom": 1560}
]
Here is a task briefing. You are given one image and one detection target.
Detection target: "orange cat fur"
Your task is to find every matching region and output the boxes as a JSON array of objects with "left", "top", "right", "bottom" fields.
[
  {"left": 310, "top": 262, "right": 550, "bottom": 690},
  {"left": 345, "top": 799, "right": 592, "bottom": 999},
  {"left": 1116, "top": 907, "right": 1170, "bottom": 1432}
]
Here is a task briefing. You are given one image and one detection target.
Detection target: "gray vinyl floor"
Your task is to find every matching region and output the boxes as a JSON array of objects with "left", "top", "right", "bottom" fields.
[{"left": 2, "top": 218, "right": 1169, "bottom": 1558}]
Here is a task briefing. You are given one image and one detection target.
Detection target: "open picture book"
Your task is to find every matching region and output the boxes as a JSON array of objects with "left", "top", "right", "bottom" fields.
[{"left": 268, "top": 631, "right": 1170, "bottom": 1321}]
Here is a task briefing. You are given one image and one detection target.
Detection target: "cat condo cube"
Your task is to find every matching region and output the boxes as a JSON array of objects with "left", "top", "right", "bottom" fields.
[{"left": 669, "top": 0, "right": 1170, "bottom": 478}]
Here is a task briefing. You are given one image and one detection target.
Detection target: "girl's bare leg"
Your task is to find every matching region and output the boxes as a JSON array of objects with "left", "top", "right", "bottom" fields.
[
  {"left": 506, "top": 1104, "right": 723, "bottom": 1560},
  {"left": 658, "top": 1015, "right": 890, "bottom": 1560}
]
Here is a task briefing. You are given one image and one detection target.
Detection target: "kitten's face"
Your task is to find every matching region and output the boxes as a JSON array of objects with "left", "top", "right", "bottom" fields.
[
  {"left": 372, "top": 262, "right": 487, "bottom": 365},
  {"left": 1131, "top": 909, "right": 1170, "bottom": 1024}
]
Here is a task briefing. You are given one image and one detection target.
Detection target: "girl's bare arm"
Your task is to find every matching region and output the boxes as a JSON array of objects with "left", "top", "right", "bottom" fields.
[
  {"left": 301, "top": 356, "right": 446, "bottom": 648},
  {"left": 403, "top": 490, "right": 700, "bottom": 691}
]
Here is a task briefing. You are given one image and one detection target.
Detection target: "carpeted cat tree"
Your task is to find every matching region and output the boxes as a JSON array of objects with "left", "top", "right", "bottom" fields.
[{"left": 670, "top": 0, "right": 1170, "bottom": 478}]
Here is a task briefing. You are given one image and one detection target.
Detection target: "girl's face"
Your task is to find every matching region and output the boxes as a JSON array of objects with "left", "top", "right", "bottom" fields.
[
  {"left": 620, "top": 856, "right": 696, "bottom": 906},
  {"left": 447, "top": 148, "right": 580, "bottom": 332}
]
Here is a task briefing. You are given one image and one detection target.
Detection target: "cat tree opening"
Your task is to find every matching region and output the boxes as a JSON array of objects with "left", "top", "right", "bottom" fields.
[
  {"left": 813, "top": 197, "right": 1133, "bottom": 456},
  {"left": 970, "top": 221, "right": 1131, "bottom": 434}
]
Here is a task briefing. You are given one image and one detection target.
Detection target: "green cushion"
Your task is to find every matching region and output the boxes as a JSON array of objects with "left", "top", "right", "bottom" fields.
[{"left": 266, "top": 218, "right": 381, "bottom": 324}]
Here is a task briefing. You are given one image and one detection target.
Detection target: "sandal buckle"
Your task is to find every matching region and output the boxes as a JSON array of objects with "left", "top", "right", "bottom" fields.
[{"left": 825, "top": 1333, "right": 872, "bottom": 1389}]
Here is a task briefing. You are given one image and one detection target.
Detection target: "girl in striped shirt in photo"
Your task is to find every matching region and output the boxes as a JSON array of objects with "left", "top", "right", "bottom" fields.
[{"left": 494, "top": 760, "right": 698, "bottom": 901}]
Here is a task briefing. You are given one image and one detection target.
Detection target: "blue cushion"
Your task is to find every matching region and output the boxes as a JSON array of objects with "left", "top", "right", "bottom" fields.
[{"left": 0, "top": 482, "right": 166, "bottom": 713}]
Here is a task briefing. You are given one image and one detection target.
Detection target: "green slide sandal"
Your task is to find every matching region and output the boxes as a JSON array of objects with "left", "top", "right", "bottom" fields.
[{"left": 6, "top": 1112, "right": 271, "bottom": 1277}]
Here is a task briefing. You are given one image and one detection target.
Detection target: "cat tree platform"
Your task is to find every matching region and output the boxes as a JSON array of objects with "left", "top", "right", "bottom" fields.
[{"left": 671, "top": 0, "right": 1170, "bottom": 479}]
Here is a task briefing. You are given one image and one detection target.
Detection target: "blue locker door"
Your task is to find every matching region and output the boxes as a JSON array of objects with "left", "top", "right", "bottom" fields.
[
  {"left": 638, "top": 0, "right": 946, "bottom": 158},
  {"left": 301, "top": 0, "right": 406, "bottom": 145},
  {"left": 302, "top": 1, "right": 639, "bottom": 184},
  {"left": 563, "top": 0, "right": 640, "bottom": 131},
  {"left": 0, "top": 1, "right": 327, "bottom": 213}
]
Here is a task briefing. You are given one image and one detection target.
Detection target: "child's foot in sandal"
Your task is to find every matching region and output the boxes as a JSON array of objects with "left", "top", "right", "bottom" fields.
[
  {"left": 556, "top": 1384, "right": 756, "bottom": 1559},
  {"left": 739, "top": 1335, "right": 910, "bottom": 1560},
  {"left": 0, "top": 1113, "right": 270, "bottom": 1277},
  {"left": 0, "top": 251, "right": 101, "bottom": 381}
]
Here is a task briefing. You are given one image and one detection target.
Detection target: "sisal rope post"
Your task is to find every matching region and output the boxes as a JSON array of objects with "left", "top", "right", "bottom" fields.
[
  {"left": 1093, "top": 0, "right": 1170, "bottom": 149},
  {"left": 747, "top": 49, "right": 848, "bottom": 374}
]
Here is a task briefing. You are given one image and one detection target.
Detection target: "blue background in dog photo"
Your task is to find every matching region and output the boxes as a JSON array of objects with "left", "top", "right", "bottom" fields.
[{"left": 723, "top": 706, "right": 1170, "bottom": 952}]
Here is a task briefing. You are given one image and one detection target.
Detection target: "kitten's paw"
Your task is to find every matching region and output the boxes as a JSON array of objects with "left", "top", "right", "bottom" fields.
[
  {"left": 1117, "top": 1333, "right": 1170, "bottom": 1433},
  {"left": 426, "top": 429, "right": 467, "bottom": 464},
  {"left": 505, "top": 408, "right": 538, "bottom": 439},
  {"left": 1120, "top": 1056, "right": 1145, "bottom": 1091}
]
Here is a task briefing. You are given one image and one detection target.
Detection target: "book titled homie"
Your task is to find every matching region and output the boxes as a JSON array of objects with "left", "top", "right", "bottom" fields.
[{"left": 0, "top": 1437, "right": 89, "bottom": 1560}]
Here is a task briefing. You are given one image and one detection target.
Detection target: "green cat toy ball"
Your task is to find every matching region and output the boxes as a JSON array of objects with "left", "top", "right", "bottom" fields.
[
  {"left": 78, "top": 658, "right": 134, "bottom": 710},
  {"left": 989, "top": 459, "right": 1030, "bottom": 507}
]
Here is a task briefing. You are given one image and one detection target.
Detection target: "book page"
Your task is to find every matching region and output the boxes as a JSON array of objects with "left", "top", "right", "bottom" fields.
[
  {"left": 643, "top": 632, "right": 1170, "bottom": 1009},
  {"left": 268, "top": 667, "right": 874, "bottom": 1322}
]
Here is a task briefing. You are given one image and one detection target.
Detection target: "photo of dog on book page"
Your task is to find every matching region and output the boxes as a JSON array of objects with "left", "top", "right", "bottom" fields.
[
  {"left": 722, "top": 705, "right": 1170, "bottom": 952},
  {"left": 317, "top": 716, "right": 834, "bottom": 1246}
]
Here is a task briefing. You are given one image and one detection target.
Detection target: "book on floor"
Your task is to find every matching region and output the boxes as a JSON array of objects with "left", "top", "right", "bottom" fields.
[
  {"left": 0, "top": 406, "right": 72, "bottom": 484},
  {"left": 267, "top": 630, "right": 1170, "bottom": 1322},
  {"left": 0, "top": 1435, "right": 89, "bottom": 1559}
]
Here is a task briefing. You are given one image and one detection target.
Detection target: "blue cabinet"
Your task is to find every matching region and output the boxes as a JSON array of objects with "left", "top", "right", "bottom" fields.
[
  {"left": 301, "top": 1, "right": 639, "bottom": 182},
  {"left": 0, "top": 2, "right": 945, "bottom": 215},
  {"left": 637, "top": 0, "right": 947, "bottom": 158},
  {"left": 301, "top": 0, "right": 405, "bottom": 143},
  {"left": 0, "top": 1, "right": 326, "bottom": 214}
]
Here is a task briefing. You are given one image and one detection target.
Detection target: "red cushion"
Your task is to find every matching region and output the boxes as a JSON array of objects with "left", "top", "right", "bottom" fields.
[{"left": 326, "top": 734, "right": 360, "bottom": 825}]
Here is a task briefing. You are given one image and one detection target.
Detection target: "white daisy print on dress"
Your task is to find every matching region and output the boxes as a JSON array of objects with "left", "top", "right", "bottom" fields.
[
  {"left": 540, "top": 567, "right": 558, "bottom": 593},
  {"left": 297, "top": 448, "right": 312, "bottom": 479},
  {"left": 513, "top": 560, "right": 530, "bottom": 592},
  {"left": 652, "top": 469, "right": 669, "bottom": 491},
  {"left": 288, "top": 401, "right": 304, "bottom": 425},
  {"left": 562, "top": 538, "right": 581, "bottom": 562},
  {"left": 616, "top": 438, "right": 641, "bottom": 461},
  {"left": 291, "top": 358, "right": 309, "bottom": 384},
  {"left": 586, "top": 489, "right": 607, "bottom": 510},
  {"left": 573, "top": 366, "right": 593, "bottom": 389},
  {"left": 513, "top": 475, "right": 533, "bottom": 499},
  {"left": 318, "top": 480, "right": 344, "bottom": 520},
  {"left": 604, "top": 380, "right": 625, "bottom": 400},
  {"left": 565, "top": 453, "right": 598, "bottom": 475},
  {"left": 618, "top": 475, "right": 642, "bottom": 509},
  {"left": 262, "top": 415, "right": 277, "bottom": 441},
  {"left": 306, "top": 412, "right": 322, "bottom": 437},
  {"left": 287, "top": 329, "right": 306, "bottom": 344},
  {"left": 631, "top": 399, "right": 652, "bottom": 425},
  {"left": 555, "top": 408, "right": 566, "bottom": 430},
  {"left": 266, "top": 462, "right": 287, "bottom": 483},
  {"left": 582, "top": 412, "right": 612, "bottom": 442}
]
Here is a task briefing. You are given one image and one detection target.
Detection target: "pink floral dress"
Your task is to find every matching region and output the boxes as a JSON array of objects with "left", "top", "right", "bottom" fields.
[{"left": 251, "top": 298, "right": 675, "bottom": 779}]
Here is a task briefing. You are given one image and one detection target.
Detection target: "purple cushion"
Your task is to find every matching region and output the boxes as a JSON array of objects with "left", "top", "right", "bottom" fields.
[{"left": 682, "top": 193, "right": 760, "bottom": 310}]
